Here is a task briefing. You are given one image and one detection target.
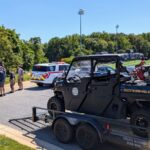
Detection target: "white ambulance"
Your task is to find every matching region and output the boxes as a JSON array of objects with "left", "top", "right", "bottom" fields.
[{"left": 31, "top": 62, "right": 69, "bottom": 86}]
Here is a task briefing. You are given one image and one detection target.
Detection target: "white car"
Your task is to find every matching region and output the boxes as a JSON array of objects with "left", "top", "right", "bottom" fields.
[{"left": 31, "top": 62, "right": 69, "bottom": 86}]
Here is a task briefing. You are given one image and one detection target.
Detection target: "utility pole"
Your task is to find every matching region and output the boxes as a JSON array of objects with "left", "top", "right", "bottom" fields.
[
  {"left": 78, "top": 9, "right": 84, "bottom": 51},
  {"left": 115, "top": 24, "right": 119, "bottom": 53}
]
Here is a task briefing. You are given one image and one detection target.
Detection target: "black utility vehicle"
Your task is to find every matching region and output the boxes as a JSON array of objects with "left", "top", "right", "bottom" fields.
[{"left": 47, "top": 54, "right": 150, "bottom": 137}]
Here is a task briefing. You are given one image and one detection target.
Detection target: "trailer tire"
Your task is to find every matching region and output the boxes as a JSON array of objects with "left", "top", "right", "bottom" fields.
[
  {"left": 47, "top": 96, "right": 65, "bottom": 115},
  {"left": 53, "top": 118, "right": 74, "bottom": 143},
  {"left": 130, "top": 109, "right": 150, "bottom": 137},
  {"left": 76, "top": 124, "right": 99, "bottom": 150}
]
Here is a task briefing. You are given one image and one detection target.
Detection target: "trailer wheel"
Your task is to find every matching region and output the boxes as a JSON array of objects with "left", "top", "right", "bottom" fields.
[
  {"left": 76, "top": 124, "right": 99, "bottom": 150},
  {"left": 47, "top": 96, "right": 65, "bottom": 115},
  {"left": 130, "top": 109, "right": 150, "bottom": 137},
  {"left": 53, "top": 118, "right": 74, "bottom": 143}
]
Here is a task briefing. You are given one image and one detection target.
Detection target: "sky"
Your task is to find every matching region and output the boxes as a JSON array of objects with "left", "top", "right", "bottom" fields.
[{"left": 0, "top": 0, "right": 150, "bottom": 43}]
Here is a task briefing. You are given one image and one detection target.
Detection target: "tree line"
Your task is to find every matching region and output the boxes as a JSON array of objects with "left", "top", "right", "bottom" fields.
[{"left": 1, "top": 25, "right": 150, "bottom": 71}]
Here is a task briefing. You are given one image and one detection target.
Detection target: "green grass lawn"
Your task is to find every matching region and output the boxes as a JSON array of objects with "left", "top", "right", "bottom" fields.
[
  {"left": 123, "top": 59, "right": 150, "bottom": 66},
  {"left": 106, "top": 59, "right": 150, "bottom": 69},
  {"left": 0, "top": 135, "right": 34, "bottom": 150}
]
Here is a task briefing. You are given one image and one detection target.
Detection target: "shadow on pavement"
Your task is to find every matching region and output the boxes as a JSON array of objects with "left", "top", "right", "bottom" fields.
[
  {"left": 9, "top": 117, "right": 80, "bottom": 150},
  {"left": 25, "top": 86, "right": 51, "bottom": 91},
  {"left": 8, "top": 117, "right": 133, "bottom": 150}
]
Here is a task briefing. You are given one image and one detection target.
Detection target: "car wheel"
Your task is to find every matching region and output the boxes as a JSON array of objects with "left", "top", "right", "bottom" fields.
[
  {"left": 130, "top": 109, "right": 150, "bottom": 137},
  {"left": 53, "top": 118, "right": 74, "bottom": 143},
  {"left": 76, "top": 124, "right": 99, "bottom": 150},
  {"left": 47, "top": 96, "right": 65, "bottom": 115}
]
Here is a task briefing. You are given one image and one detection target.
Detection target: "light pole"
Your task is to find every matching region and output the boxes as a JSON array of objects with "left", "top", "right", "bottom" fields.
[
  {"left": 78, "top": 9, "right": 84, "bottom": 50},
  {"left": 115, "top": 24, "right": 119, "bottom": 53}
]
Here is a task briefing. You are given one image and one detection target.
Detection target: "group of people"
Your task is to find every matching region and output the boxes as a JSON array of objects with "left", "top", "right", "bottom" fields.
[{"left": 0, "top": 61, "right": 24, "bottom": 97}]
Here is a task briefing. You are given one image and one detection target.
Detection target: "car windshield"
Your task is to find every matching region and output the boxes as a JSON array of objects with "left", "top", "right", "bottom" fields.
[{"left": 32, "top": 65, "right": 55, "bottom": 72}]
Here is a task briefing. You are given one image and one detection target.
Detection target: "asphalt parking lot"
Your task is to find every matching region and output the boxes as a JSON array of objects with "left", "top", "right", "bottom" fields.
[{"left": 0, "top": 82, "right": 134, "bottom": 150}]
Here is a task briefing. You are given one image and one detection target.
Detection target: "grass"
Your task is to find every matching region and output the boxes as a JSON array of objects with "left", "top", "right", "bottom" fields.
[
  {"left": 106, "top": 59, "right": 150, "bottom": 69},
  {"left": 123, "top": 60, "right": 150, "bottom": 66},
  {"left": 5, "top": 72, "right": 31, "bottom": 84},
  {"left": 0, "top": 135, "right": 34, "bottom": 150}
]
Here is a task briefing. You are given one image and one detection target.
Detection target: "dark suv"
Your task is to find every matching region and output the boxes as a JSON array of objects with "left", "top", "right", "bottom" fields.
[{"left": 47, "top": 54, "right": 150, "bottom": 137}]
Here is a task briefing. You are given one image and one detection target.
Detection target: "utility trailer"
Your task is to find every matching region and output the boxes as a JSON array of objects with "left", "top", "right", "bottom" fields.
[{"left": 32, "top": 107, "right": 150, "bottom": 150}]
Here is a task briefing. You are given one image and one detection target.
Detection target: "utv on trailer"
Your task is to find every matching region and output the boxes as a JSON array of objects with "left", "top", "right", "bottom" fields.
[{"left": 47, "top": 54, "right": 150, "bottom": 137}]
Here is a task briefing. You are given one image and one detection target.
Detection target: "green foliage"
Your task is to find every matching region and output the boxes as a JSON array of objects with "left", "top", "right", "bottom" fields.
[
  {"left": 1, "top": 25, "right": 150, "bottom": 73},
  {"left": 46, "top": 32, "right": 150, "bottom": 62},
  {"left": 0, "top": 26, "right": 48, "bottom": 72},
  {"left": 61, "top": 56, "right": 74, "bottom": 64}
]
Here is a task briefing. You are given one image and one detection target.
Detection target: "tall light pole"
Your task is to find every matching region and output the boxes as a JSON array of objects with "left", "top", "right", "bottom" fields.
[
  {"left": 115, "top": 24, "right": 119, "bottom": 53},
  {"left": 78, "top": 9, "right": 84, "bottom": 50}
]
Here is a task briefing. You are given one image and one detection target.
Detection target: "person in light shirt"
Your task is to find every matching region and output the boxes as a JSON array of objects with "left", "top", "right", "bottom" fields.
[{"left": 18, "top": 65, "right": 24, "bottom": 90}]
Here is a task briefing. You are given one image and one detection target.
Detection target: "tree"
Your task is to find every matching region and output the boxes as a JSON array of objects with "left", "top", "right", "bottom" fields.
[{"left": 29, "top": 37, "right": 48, "bottom": 64}]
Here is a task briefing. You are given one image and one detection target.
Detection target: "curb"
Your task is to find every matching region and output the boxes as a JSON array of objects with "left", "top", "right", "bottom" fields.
[
  {"left": 0, "top": 124, "right": 63, "bottom": 150},
  {"left": 0, "top": 124, "right": 38, "bottom": 149}
]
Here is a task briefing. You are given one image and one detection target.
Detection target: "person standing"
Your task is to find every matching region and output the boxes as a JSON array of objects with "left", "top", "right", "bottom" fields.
[
  {"left": 135, "top": 57, "right": 145, "bottom": 80},
  {"left": 0, "top": 62, "right": 5, "bottom": 96},
  {"left": 10, "top": 70, "right": 15, "bottom": 93},
  {"left": 2, "top": 63, "right": 6, "bottom": 95},
  {"left": 18, "top": 65, "right": 24, "bottom": 90}
]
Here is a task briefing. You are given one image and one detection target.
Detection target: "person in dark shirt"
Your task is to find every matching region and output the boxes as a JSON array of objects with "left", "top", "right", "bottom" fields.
[
  {"left": 0, "top": 61, "right": 5, "bottom": 96},
  {"left": 10, "top": 71, "right": 15, "bottom": 93}
]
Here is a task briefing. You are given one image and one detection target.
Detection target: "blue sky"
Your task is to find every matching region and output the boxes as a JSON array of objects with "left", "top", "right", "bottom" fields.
[{"left": 0, "top": 0, "right": 150, "bottom": 43}]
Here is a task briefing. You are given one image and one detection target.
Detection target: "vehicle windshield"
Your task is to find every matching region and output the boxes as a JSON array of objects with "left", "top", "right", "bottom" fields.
[
  {"left": 66, "top": 60, "right": 91, "bottom": 79},
  {"left": 32, "top": 65, "right": 55, "bottom": 72}
]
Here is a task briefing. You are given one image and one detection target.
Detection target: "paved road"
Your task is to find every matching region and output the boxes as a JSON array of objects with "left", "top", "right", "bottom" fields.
[{"left": 0, "top": 83, "right": 135, "bottom": 150}]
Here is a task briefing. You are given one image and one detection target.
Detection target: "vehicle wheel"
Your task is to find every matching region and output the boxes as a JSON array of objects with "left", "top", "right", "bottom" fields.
[
  {"left": 53, "top": 118, "right": 74, "bottom": 143},
  {"left": 130, "top": 109, "right": 150, "bottom": 137},
  {"left": 47, "top": 96, "right": 65, "bottom": 115},
  {"left": 76, "top": 124, "right": 99, "bottom": 150},
  {"left": 37, "top": 83, "right": 43, "bottom": 87}
]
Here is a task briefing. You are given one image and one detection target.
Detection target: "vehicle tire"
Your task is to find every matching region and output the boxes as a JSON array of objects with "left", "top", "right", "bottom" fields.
[
  {"left": 37, "top": 83, "right": 43, "bottom": 87},
  {"left": 47, "top": 96, "right": 65, "bottom": 115},
  {"left": 76, "top": 124, "right": 99, "bottom": 150},
  {"left": 130, "top": 109, "right": 150, "bottom": 137},
  {"left": 53, "top": 118, "right": 74, "bottom": 143}
]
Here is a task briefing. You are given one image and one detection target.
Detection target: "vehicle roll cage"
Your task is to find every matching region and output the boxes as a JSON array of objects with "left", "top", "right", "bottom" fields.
[{"left": 64, "top": 54, "right": 121, "bottom": 82}]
